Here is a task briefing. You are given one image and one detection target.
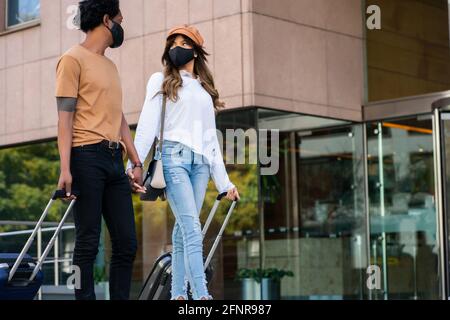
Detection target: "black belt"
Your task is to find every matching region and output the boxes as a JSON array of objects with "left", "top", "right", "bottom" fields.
[{"left": 100, "top": 140, "right": 121, "bottom": 150}]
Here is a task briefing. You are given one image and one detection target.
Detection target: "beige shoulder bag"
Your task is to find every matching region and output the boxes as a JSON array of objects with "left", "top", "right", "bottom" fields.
[{"left": 140, "top": 95, "right": 167, "bottom": 202}]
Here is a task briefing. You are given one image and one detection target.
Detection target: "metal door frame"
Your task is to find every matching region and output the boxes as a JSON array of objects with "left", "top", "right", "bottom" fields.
[{"left": 432, "top": 97, "right": 450, "bottom": 300}]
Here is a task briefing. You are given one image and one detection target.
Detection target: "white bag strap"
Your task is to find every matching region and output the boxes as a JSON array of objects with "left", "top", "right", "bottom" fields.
[{"left": 155, "top": 94, "right": 167, "bottom": 159}]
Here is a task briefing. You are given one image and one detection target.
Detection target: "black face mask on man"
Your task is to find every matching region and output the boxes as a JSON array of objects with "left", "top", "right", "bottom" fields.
[
  {"left": 169, "top": 46, "right": 195, "bottom": 68},
  {"left": 107, "top": 20, "right": 124, "bottom": 49}
]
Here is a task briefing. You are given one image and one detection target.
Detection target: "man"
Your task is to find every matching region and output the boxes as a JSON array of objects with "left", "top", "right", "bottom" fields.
[{"left": 56, "top": 0, "right": 145, "bottom": 300}]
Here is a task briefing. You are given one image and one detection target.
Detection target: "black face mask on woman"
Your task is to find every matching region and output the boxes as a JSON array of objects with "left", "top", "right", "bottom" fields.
[
  {"left": 107, "top": 20, "right": 124, "bottom": 49},
  {"left": 169, "top": 46, "right": 195, "bottom": 68}
]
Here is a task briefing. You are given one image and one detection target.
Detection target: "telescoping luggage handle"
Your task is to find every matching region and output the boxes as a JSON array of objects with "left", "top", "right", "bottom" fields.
[
  {"left": 202, "top": 192, "right": 238, "bottom": 271},
  {"left": 8, "top": 190, "right": 79, "bottom": 283}
]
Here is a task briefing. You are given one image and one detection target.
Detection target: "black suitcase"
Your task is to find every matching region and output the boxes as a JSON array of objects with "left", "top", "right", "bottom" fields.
[
  {"left": 0, "top": 190, "right": 77, "bottom": 300},
  {"left": 138, "top": 192, "right": 237, "bottom": 300}
]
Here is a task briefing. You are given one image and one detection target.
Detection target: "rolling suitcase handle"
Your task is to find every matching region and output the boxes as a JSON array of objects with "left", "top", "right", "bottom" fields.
[
  {"left": 203, "top": 192, "right": 238, "bottom": 270},
  {"left": 201, "top": 192, "right": 229, "bottom": 237},
  {"left": 8, "top": 189, "right": 79, "bottom": 283}
]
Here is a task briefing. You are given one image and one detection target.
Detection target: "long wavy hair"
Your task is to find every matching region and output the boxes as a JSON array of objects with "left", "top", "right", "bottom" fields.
[{"left": 160, "top": 34, "right": 225, "bottom": 112}]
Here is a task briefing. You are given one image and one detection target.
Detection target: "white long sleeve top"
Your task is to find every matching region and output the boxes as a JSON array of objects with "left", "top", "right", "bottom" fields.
[{"left": 127, "top": 70, "right": 235, "bottom": 194}]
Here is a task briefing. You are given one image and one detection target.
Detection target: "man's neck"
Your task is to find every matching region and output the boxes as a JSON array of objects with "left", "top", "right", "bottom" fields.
[{"left": 81, "top": 31, "right": 110, "bottom": 56}]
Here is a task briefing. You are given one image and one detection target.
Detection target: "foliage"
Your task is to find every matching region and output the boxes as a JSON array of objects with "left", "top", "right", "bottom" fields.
[
  {"left": 236, "top": 268, "right": 294, "bottom": 283},
  {"left": 0, "top": 141, "right": 67, "bottom": 232},
  {"left": 94, "top": 265, "right": 107, "bottom": 284},
  {"left": 261, "top": 174, "right": 281, "bottom": 204},
  {"left": 201, "top": 143, "right": 259, "bottom": 235}
]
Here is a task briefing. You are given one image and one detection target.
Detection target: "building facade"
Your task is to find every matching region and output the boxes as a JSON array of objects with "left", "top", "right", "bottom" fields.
[{"left": 0, "top": 0, "right": 449, "bottom": 300}]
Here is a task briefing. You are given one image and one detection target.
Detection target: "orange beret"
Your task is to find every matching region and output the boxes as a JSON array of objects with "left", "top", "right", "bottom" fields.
[{"left": 167, "top": 24, "right": 205, "bottom": 47}]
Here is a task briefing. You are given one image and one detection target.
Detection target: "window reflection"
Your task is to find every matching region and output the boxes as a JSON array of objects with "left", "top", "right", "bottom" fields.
[
  {"left": 367, "top": 117, "right": 440, "bottom": 300},
  {"left": 7, "top": 0, "right": 40, "bottom": 28}
]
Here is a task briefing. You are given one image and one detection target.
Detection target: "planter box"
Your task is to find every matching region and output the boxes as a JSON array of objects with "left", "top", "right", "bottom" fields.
[
  {"left": 261, "top": 278, "right": 280, "bottom": 300},
  {"left": 241, "top": 278, "right": 282, "bottom": 300},
  {"left": 241, "top": 278, "right": 261, "bottom": 300}
]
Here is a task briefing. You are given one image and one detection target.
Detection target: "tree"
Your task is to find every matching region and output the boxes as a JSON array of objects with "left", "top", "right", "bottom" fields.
[{"left": 0, "top": 141, "right": 68, "bottom": 232}]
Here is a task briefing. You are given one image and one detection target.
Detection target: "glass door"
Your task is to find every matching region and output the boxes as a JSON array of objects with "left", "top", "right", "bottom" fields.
[
  {"left": 258, "top": 109, "right": 368, "bottom": 300},
  {"left": 433, "top": 99, "right": 450, "bottom": 299},
  {"left": 367, "top": 117, "right": 442, "bottom": 300}
]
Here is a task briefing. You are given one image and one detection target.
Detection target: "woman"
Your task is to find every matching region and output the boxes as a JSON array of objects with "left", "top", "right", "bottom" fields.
[{"left": 127, "top": 25, "right": 240, "bottom": 300}]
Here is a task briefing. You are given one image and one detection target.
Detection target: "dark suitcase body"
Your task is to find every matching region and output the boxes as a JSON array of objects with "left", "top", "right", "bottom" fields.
[
  {"left": 138, "top": 192, "right": 237, "bottom": 300},
  {"left": 139, "top": 254, "right": 214, "bottom": 300},
  {"left": 139, "top": 252, "right": 172, "bottom": 300},
  {"left": 0, "top": 254, "right": 43, "bottom": 300},
  {"left": 0, "top": 190, "right": 77, "bottom": 300}
]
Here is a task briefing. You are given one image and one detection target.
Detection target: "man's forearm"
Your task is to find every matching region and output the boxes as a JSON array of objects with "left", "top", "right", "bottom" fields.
[
  {"left": 57, "top": 116, "right": 73, "bottom": 172},
  {"left": 121, "top": 115, "right": 141, "bottom": 165}
]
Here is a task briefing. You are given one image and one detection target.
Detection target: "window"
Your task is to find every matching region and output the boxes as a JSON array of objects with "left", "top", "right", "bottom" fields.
[
  {"left": 6, "top": 0, "right": 40, "bottom": 28},
  {"left": 365, "top": 0, "right": 450, "bottom": 102}
]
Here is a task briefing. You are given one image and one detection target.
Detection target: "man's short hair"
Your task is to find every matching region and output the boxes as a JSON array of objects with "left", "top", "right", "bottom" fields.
[{"left": 78, "top": 0, "right": 120, "bottom": 33}]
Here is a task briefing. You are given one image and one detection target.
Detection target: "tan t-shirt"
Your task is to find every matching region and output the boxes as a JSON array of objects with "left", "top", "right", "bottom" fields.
[{"left": 55, "top": 45, "right": 124, "bottom": 149}]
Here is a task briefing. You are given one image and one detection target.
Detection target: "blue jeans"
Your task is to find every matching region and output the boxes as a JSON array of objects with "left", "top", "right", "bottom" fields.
[{"left": 161, "top": 140, "right": 211, "bottom": 300}]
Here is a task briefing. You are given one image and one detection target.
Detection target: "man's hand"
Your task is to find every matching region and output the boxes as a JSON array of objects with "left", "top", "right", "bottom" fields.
[
  {"left": 127, "top": 167, "right": 146, "bottom": 194},
  {"left": 57, "top": 170, "right": 76, "bottom": 200},
  {"left": 226, "top": 187, "right": 240, "bottom": 201}
]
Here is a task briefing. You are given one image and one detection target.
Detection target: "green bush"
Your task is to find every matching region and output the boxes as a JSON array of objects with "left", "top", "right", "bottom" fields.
[
  {"left": 236, "top": 268, "right": 294, "bottom": 283},
  {"left": 94, "top": 265, "right": 107, "bottom": 285}
]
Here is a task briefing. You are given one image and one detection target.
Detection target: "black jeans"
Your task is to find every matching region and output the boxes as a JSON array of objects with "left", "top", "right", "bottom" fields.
[{"left": 70, "top": 142, "right": 137, "bottom": 300}]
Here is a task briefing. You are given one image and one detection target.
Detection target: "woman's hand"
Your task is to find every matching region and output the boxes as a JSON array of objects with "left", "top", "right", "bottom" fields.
[
  {"left": 226, "top": 187, "right": 240, "bottom": 201},
  {"left": 127, "top": 168, "right": 147, "bottom": 194}
]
